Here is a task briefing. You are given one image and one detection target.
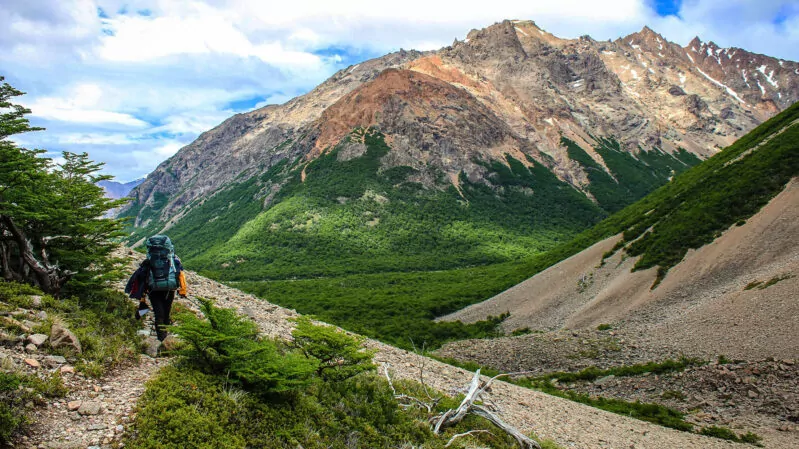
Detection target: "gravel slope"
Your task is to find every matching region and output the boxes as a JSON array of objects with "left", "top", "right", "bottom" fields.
[{"left": 440, "top": 178, "right": 799, "bottom": 362}]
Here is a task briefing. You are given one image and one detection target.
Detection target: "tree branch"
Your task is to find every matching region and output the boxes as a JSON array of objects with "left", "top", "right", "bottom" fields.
[{"left": 444, "top": 430, "right": 494, "bottom": 447}]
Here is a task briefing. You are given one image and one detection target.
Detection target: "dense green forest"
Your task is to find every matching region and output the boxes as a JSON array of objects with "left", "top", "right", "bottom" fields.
[
  {"left": 123, "top": 103, "right": 798, "bottom": 350},
  {"left": 125, "top": 128, "right": 607, "bottom": 279}
]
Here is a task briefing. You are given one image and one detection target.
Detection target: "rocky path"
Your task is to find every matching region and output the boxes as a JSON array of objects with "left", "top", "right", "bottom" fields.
[
  {"left": 7, "top": 257, "right": 790, "bottom": 448},
  {"left": 8, "top": 352, "right": 166, "bottom": 449}
]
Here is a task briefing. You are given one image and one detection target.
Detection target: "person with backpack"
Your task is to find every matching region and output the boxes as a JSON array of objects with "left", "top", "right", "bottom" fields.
[{"left": 125, "top": 235, "right": 188, "bottom": 342}]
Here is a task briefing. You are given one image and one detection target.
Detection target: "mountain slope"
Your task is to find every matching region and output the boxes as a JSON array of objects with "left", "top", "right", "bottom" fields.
[
  {"left": 121, "top": 20, "right": 798, "bottom": 276},
  {"left": 118, "top": 20, "right": 798, "bottom": 349},
  {"left": 440, "top": 101, "right": 799, "bottom": 360}
]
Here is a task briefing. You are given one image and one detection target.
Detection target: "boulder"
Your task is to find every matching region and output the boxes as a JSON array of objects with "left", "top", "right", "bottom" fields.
[
  {"left": 43, "top": 355, "right": 67, "bottom": 367},
  {"left": 78, "top": 401, "right": 102, "bottom": 415},
  {"left": 25, "top": 343, "right": 37, "bottom": 353},
  {"left": 50, "top": 322, "right": 82, "bottom": 354},
  {"left": 67, "top": 400, "right": 82, "bottom": 411},
  {"left": 160, "top": 335, "right": 182, "bottom": 352},
  {"left": 668, "top": 85, "right": 686, "bottom": 96},
  {"left": 27, "top": 333, "right": 48, "bottom": 346},
  {"left": 143, "top": 336, "right": 161, "bottom": 358}
]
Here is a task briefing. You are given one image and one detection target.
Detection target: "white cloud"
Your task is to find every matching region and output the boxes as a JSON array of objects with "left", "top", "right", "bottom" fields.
[
  {"left": 23, "top": 83, "right": 150, "bottom": 128},
  {"left": 3, "top": 0, "right": 798, "bottom": 183},
  {"left": 96, "top": 4, "right": 323, "bottom": 71}
]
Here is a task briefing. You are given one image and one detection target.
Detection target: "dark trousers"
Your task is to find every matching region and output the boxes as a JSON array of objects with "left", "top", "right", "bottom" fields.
[{"left": 149, "top": 290, "right": 175, "bottom": 341}]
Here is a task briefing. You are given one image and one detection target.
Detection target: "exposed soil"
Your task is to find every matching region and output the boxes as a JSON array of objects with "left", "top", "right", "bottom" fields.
[{"left": 441, "top": 178, "right": 799, "bottom": 360}]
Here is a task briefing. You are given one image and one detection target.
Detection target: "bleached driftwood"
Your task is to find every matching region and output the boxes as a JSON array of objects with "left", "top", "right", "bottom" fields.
[{"left": 384, "top": 364, "right": 541, "bottom": 449}]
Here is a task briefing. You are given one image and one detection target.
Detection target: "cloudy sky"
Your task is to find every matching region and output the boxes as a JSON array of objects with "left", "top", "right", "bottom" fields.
[{"left": 2, "top": 0, "right": 798, "bottom": 182}]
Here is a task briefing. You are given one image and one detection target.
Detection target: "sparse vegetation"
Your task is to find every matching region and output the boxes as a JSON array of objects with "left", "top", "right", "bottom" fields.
[
  {"left": 0, "top": 282, "right": 140, "bottom": 377},
  {"left": 432, "top": 356, "right": 714, "bottom": 433},
  {"left": 531, "top": 357, "right": 705, "bottom": 384},
  {"left": 1, "top": 279, "right": 140, "bottom": 442},
  {"left": 0, "top": 370, "right": 68, "bottom": 443},
  {"left": 700, "top": 426, "right": 763, "bottom": 446},
  {"left": 127, "top": 300, "right": 527, "bottom": 449}
]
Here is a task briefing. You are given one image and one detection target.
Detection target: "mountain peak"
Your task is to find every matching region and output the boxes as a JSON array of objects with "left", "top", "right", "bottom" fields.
[{"left": 688, "top": 36, "right": 703, "bottom": 49}]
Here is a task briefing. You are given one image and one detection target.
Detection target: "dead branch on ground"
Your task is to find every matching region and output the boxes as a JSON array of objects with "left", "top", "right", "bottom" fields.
[{"left": 383, "top": 364, "right": 541, "bottom": 449}]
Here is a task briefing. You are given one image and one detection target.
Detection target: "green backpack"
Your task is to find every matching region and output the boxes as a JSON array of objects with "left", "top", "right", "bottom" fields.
[{"left": 146, "top": 235, "right": 178, "bottom": 292}]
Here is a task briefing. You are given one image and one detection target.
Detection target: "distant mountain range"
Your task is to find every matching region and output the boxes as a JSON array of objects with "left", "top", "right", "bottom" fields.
[
  {"left": 99, "top": 178, "right": 144, "bottom": 200},
  {"left": 119, "top": 19, "right": 798, "bottom": 283}
]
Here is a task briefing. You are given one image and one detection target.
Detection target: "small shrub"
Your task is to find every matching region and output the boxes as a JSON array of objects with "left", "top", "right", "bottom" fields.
[
  {"left": 700, "top": 425, "right": 740, "bottom": 440},
  {"left": 0, "top": 371, "right": 68, "bottom": 444},
  {"left": 739, "top": 432, "right": 763, "bottom": 445},
  {"left": 291, "top": 316, "right": 376, "bottom": 382},
  {"left": 597, "top": 323, "right": 613, "bottom": 331},
  {"left": 699, "top": 426, "right": 763, "bottom": 445},
  {"left": 759, "top": 274, "right": 794, "bottom": 289},
  {"left": 511, "top": 327, "right": 533, "bottom": 336},
  {"left": 172, "top": 298, "right": 318, "bottom": 393},
  {"left": 743, "top": 281, "right": 762, "bottom": 290},
  {"left": 0, "top": 373, "right": 27, "bottom": 444}
]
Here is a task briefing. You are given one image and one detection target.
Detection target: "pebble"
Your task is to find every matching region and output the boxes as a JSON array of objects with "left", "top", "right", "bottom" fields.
[{"left": 24, "top": 358, "right": 41, "bottom": 367}]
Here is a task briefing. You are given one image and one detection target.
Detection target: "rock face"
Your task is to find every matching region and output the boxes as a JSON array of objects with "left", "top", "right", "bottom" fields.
[{"left": 122, "top": 20, "right": 798, "bottom": 239}]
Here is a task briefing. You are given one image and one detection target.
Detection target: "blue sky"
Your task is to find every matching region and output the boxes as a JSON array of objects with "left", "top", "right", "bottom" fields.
[{"left": 2, "top": 0, "right": 798, "bottom": 182}]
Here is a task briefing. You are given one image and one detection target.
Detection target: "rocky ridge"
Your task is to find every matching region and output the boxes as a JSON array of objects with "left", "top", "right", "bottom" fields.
[{"left": 124, "top": 20, "right": 799, "bottom": 230}]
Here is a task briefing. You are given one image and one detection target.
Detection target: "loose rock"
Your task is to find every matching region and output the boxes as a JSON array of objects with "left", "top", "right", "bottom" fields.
[
  {"left": 27, "top": 333, "right": 48, "bottom": 346},
  {"left": 24, "top": 358, "right": 41, "bottom": 368},
  {"left": 77, "top": 401, "right": 102, "bottom": 416},
  {"left": 50, "top": 322, "right": 82, "bottom": 354}
]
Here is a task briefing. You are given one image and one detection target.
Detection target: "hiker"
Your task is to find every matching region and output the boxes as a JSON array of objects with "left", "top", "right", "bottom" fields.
[{"left": 125, "top": 235, "right": 188, "bottom": 341}]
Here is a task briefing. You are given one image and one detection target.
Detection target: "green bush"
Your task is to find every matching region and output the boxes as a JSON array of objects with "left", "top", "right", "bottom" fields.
[
  {"left": 171, "top": 298, "right": 318, "bottom": 394},
  {"left": 291, "top": 316, "right": 376, "bottom": 382},
  {"left": 128, "top": 301, "right": 527, "bottom": 449},
  {"left": 700, "top": 425, "right": 762, "bottom": 445},
  {"left": 0, "top": 373, "right": 27, "bottom": 444}
]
